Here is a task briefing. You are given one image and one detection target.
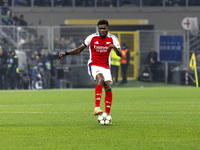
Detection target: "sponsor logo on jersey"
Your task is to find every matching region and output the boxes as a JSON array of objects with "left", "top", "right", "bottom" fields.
[{"left": 94, "top": 45, "right": 109, "bottom": 52}]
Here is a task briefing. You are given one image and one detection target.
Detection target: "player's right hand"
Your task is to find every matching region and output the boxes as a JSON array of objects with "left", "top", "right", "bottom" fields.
[
  {"left": 58, "top": 52, "right": 66, "bottom": 59},
  {"left": 108, "top": 44, "right": 116, "bottom": 49}
]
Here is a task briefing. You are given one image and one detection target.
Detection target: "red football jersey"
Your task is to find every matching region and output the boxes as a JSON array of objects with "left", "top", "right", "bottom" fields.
[{"left": 83, "top": 33, "right": 121, "bottom": 69}]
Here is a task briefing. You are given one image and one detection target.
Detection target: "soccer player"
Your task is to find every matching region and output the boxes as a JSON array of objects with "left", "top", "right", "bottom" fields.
[{"left": 59, "top": 20, "right": 122, "bottom": 115}]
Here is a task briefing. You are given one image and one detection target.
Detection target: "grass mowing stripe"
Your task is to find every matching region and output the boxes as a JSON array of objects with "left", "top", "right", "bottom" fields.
[{"left": 0, "top": 87, "right": 199, "bottom": 150}]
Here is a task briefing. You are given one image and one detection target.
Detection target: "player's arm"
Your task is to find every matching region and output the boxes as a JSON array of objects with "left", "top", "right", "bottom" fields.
[
  {"left": 59, "top": 44, "right": 86, "bottom": 59},
  {"left": 109, "top": 44, "right": 122, "bottom": 57}
]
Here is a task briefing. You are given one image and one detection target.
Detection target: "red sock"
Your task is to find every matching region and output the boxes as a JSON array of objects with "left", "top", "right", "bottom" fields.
[
  {"left": 105, "top": 91, "right": 113, "bottom": 114},
  {"left": 95, "top": 85, "right": 103, "bottom": 107}
]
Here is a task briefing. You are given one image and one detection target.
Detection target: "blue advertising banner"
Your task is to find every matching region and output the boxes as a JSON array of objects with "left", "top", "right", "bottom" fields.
[{"left": 159, "top": 35, "right": 183, "bottom": 62}]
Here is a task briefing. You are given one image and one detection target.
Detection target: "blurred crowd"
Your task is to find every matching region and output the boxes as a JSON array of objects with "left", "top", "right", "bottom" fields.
[
  {"left": 0, "top": 47, "right": 53, "bottom": 90},
  {"left": 0, "top": 0, "right": 81, "bottom": 90},
  {"left": 1, "top": 1, "right": 28, "bottom": 26},
  {"left": 0, "top": 22, "right": 88, "bottom": 90},
  {"left": 0, "top": 33, "right": 86, "bottom": 90}
]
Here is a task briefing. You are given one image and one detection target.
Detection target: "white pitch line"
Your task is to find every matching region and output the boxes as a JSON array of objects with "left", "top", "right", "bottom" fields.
[
  {"left": 0, "top": 104, "right": 54, "bottom": 107},
  {"left": 131, "top": 112, "right": 200, "bottom": 115}
]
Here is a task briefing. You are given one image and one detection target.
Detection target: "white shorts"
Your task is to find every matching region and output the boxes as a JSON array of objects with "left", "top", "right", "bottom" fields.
[{"left": 88, "top": 65, "right": 112, "bottom": 81}]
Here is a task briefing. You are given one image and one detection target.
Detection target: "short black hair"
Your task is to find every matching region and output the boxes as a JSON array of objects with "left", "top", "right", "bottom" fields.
[{"left": 98, "top": 20, "right": 109, "bottom": 26}]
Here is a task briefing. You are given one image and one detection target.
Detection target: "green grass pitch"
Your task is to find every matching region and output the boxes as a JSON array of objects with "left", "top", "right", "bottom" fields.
[{"left": 0, "top": 87, "right": 200, "bottom": 150}]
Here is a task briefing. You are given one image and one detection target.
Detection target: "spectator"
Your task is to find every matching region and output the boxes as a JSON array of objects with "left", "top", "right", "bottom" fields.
[
  {"left": 68, "top": 37, "right": 76, "bottom": 49},
  {"left": 29, "top": 36, "right": 37, "bottom": 52},
  {"left": 19, "top": 14, "right": 28, "bottom": 26},
  {"left": 12, "top": 12, "right": 19, "bottom": 25},
  {"left": 111, "top": 49, "right": 121, "bottom": 84},
  {"left": 146, "top": 47, "right": 158, "bottom": 82},
  {"left": 120, "top": 43, "right": 130, "bottom": 84},
  {"left": 0, "top": 46, "right": 8, "bottom": 89},
  {"left": 1, "top": 2, "right": 12, "bottom": 25},
  {"left": 60, "top": 37, "right": 67, "bottom": 50},
  {"left": 66, "top": 37, "right": 78, "bottom": 65},
  {"left": 32, "top": 62, "right": 46, "bottom": 89},
  {"left": 28, "top": 53, "right": 40, "bottom": 88},
  {"left": 54, "top": 37, "right": 62, "bottom": 50},
  {"left": 40, "top": 49, "right": 51, "bottom": 89},
  {"left": 76, "top": 38, "right": 85, "bottom": 64},
  {"left": 21, "top": 37, "right": 30, "bottom": 50},
  {"left": 7, "top": 50, "right": 19, "bottom": 89}
]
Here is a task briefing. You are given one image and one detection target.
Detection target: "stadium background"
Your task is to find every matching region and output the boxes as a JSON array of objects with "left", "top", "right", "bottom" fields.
[{"left": 0, "top": 0, "right": 200, "bottom": 89}]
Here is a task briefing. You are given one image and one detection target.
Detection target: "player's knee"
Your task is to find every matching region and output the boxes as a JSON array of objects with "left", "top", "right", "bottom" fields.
[
  {"left": 105, "top": 86, "right": 111, "bottom": 92},
  {"left": 106, "top": 87, "right": 111, "bottom": 92},
  {"left": 96, "top": 74, "right": 104, "bottom": 85},
  {"left": 104, "top": 83, "right": 112, "bottom": 92},
  {"left": 96, "top": 77, "right": 104, "bottom": 85}
]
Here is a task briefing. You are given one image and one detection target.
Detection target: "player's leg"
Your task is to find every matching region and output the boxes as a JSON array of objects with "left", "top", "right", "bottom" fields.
[
  {"left": 103, "top": 81, "right": 113, "bottom": 114},
  {"left": 94, "top": 73, "right": 104, "bottom": 115},
  {"left": 101, "top": 68, "right": 113, "bottom": 115}
]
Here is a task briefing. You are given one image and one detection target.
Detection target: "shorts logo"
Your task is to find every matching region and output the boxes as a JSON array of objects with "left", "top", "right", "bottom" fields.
[
  {"left": 96, "top": 70, "right": 100, "bottom": 73},
  {"left": 106, "top": 42, "right": 111, "bottom": 44}
]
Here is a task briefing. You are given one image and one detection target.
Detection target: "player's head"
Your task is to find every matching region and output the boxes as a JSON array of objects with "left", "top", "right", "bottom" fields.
[
  {"left": 98, "top": 20, "right": 109, "bottom": 38},
  {"left": 9, "top": 50, "right": 15, "bottom": 56}
]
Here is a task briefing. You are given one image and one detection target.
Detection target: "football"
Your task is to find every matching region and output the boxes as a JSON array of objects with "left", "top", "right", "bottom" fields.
[{"left": 97, "top": 113, "right": 112, "bottom": 125}]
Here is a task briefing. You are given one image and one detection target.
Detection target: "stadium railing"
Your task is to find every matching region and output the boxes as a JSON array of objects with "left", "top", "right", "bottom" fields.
[{"left": 1, "top": 26, "right": 199, "bottom": 85}]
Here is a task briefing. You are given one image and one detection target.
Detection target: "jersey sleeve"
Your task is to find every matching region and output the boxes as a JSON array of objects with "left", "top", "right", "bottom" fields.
[
  {"left": 112, "top": 35, "right": 121, "bottom": 49},
  {"left": 83, "top": 34, "right": 93, "bottom": 47}
]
